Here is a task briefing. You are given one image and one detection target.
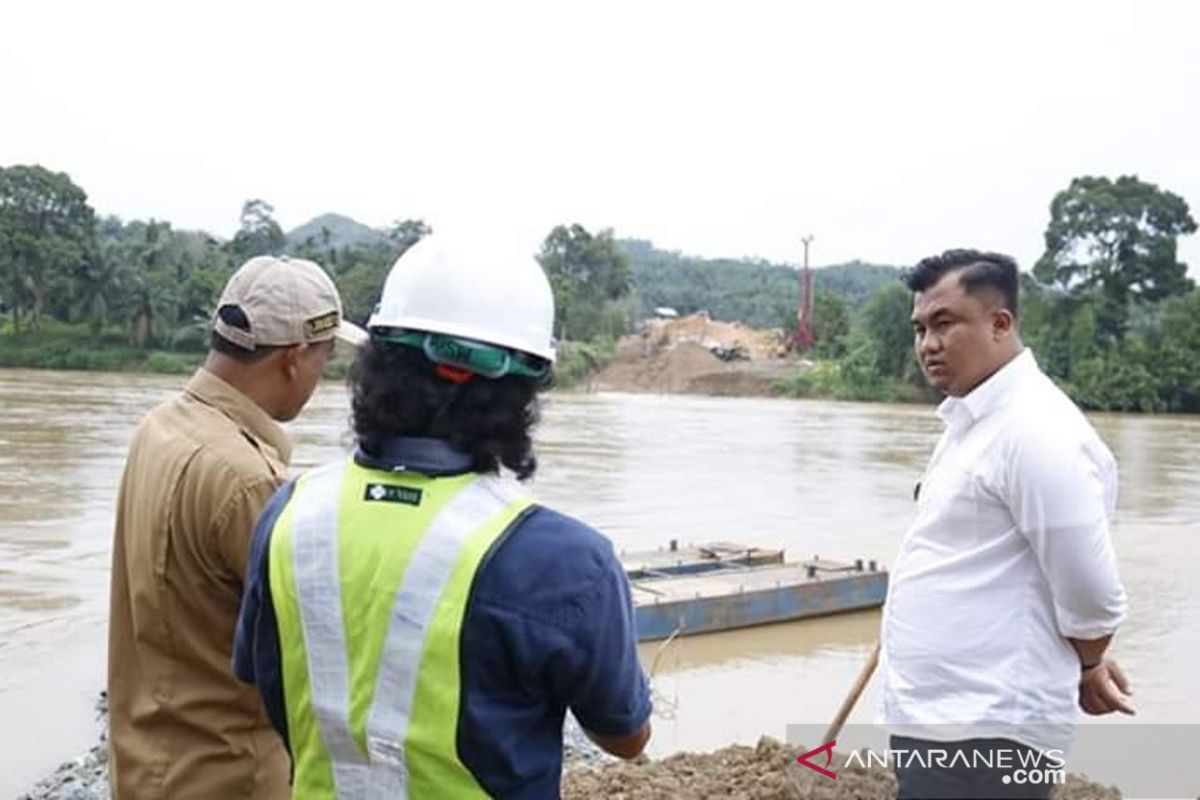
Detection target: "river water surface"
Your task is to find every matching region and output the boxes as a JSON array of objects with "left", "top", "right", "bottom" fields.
[{"left": 1, "top": 369, "right": 1197, "bottom": 796}]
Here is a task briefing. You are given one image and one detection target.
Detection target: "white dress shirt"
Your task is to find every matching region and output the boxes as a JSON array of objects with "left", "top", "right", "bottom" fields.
[{"left": 879, "top": 349, "right": 1127, "bottom": 754}]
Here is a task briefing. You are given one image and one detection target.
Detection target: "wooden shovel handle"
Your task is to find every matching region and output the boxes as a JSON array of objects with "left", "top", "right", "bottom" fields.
[{"left": 821, "top": 641, "right": 881, "bottom": 744}]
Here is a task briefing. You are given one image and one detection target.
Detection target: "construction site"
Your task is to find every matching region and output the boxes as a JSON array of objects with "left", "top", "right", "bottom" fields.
[
  {"left": 595, "top": 232, "right": 815, "bottom": 397},
  {"left": 594, "top": 312, "right": 803, "bottom": 396}
]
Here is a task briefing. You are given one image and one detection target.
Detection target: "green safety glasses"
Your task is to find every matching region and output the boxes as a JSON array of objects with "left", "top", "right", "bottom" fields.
[{"left": 374, "top": 330, "right": 551, "bottom": 381}]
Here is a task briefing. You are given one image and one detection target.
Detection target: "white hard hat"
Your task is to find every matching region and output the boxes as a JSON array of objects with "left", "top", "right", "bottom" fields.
[{"left": 367, "top": 236, "right": 557, "bottom": 363}]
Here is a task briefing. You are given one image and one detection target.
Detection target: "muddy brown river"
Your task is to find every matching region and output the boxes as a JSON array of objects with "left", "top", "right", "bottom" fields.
[{"left": 1, "top": 368, "right": 1196, "bottom": 796}]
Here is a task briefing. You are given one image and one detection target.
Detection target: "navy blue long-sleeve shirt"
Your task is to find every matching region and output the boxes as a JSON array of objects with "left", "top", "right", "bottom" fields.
[{"left": 233, "top": 438, "right": 651, "bottom": 798}]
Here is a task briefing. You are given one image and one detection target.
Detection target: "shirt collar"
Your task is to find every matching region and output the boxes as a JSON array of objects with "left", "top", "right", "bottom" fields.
[
  {"left": 937, "top": 348, "right": 1037, "bottom": 428},
  {"left": 183, "top": 368, "right": 293, "bottom": 463},
  {"left": 354, "top": 437, "right": 474, "bottom": 476}
]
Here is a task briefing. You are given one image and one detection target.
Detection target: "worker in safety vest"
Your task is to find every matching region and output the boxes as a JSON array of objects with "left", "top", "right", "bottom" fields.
[{"left": 233, "top": 236, "right": 652, "bottom": 798}]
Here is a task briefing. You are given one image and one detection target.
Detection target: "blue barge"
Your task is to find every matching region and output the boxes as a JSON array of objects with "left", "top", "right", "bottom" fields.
[{"left": 621, "top": 542, "right": 887, "bottom": 642}]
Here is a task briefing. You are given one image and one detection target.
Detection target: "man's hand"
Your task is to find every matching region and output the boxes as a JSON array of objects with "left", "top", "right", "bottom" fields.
[
  {"left": 586, "top": 721, "right": 651, "bottom": 760},
  {"left": 1079, "top": 656, "right": 1135, "bottom": 716}
]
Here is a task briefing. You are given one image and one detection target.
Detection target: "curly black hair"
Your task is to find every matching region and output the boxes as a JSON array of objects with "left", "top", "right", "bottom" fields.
[{"left": 349, "top": 340, "right": 541, "bottom": 480}]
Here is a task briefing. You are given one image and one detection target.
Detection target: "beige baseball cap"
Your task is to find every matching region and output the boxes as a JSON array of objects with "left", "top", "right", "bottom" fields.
[{"left": 213, "top": 255, "right": 367, "bottom": 349}]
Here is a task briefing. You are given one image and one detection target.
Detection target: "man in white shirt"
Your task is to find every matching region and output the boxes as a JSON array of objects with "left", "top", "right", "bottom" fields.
[{"left": 880, "top": 249, "right": 1133, "bottom": 799}]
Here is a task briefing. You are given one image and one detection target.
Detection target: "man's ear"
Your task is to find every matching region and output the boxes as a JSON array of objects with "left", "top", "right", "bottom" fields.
[
  {"left": 993, "top": 307, "right": 1015, "bottom": 340},
  {"left": 280, "top": 343, "right": 306, "bottom": 380}
]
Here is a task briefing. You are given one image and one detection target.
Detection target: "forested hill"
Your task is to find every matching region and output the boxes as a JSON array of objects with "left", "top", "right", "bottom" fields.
[
  {"left": 285, "top": 213, "right": 389, "bottom": 250},
  {"left": 619, "top": 238, "right": 903, "bottom": 330}
]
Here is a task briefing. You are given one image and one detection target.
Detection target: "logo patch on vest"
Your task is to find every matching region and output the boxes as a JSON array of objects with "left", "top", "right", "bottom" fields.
[{"left": 364, "top": 483, "right": 423, "bottom": 506}]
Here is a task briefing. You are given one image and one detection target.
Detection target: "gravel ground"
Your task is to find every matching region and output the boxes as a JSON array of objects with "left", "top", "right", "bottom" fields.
[
  {"left": 18, "top": 693, "right": 110, "bottom": 800},
  {"left": 17, "top": 742, "right": 110, "bottom": 800}
]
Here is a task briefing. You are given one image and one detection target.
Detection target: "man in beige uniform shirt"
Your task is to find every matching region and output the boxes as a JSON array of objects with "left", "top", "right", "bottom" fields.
[{"left": 107, "top": 255, "right": 365, "bottom": 799}]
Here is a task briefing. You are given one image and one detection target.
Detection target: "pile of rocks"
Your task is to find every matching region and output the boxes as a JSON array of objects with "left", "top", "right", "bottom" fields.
[{"left": 19, "top": 742, "right": 109, "bottom": 800}]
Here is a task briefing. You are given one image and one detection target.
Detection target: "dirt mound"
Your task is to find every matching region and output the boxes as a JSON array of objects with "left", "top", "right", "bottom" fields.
[
  {"left": 562, "top": 738, "right": 1121, "bottom": 800},
  {"left": 596, "top": 313, "right": 796, "bottom": 395},
  {"left": 563, "top": 738, "right": 889, "bottom": 800},
  {"left": 638, "top": 313, "right": 787, "bottom": 362},
  {"left": 597, "top": 343, "right": 797, "bottom": 397},
  {"left": 596, "top": 341, "right": 728, "bottom": 394}
]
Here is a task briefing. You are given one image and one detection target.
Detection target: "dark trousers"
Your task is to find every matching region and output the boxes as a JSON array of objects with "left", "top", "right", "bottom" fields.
[{"left": 891, "top": 736, "right": 1054, "bottom": 800}]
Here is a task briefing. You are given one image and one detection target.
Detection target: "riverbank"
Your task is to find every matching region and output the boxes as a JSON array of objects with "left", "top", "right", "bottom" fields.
[
  {"left": 0, "top": 334, "right": 593, "bottom": 387},
  {"left": 0, "top": 338, "right": 917, "bottom": 402},
  {"left": 0, "top": 334, "right": 367, "bottom": 381},
  {"left": 2, "top": 330, "right": 1184, "bottom": 413},
  {"left": 19, "top": 742, "right": 109, "bottom": 800},
  {"left": 0, "top": 333, "right": 199, "bottom": 374},
  {"left": 0, "top": 313, "right": 915, "bottom": 401}
]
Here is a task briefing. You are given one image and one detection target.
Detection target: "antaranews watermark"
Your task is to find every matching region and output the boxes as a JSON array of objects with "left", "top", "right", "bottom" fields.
[
  {"left": 794, "top": 739, "right": 1065, "bottom": 786},
  {"left": 785, "top": 723, "right": 1200, "bottom": 799}
]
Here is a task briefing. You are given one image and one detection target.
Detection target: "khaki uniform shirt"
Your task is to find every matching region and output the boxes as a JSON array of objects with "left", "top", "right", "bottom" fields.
[{"left": 108, "top": 369, "right": 292, "bottom": 800}]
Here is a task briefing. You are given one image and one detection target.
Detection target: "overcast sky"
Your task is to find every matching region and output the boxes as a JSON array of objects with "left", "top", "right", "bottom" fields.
[{"left": 3, "top": 0, "right": 1198, "bottom": 273}]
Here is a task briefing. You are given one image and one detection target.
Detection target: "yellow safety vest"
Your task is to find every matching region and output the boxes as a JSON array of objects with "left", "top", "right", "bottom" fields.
[{"left": 268, "top": 458, "right": 532, "bottom": 798}]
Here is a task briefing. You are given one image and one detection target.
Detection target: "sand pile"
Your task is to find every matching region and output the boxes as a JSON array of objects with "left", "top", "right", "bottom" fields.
[
  {"left": 562, "top": 738, "right": 1121, "bottom": 800},
  {"left": 638, "top": 313, "right": 786, "bottom": 361},
  {"left": 596, "top": 341, "right": 728, "bottom": 394},
  {"left": 596, "top": 313, "right": 795, "bottom": 395},
  {"left": 563, "top": 737, "right": 865, "bottom": 799}
]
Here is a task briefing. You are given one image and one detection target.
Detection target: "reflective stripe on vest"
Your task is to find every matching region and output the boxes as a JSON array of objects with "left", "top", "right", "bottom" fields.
[
  {"left": 292, "top": 461, "right": 367, "bottom": 796},
  {"left": 272, "top": 459, "right": 531, "bottom": 799}
]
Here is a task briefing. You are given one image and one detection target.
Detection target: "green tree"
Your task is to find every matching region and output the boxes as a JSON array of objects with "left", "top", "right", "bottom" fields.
[
  {"left": 84, "top": 216, "right": 233, "bottom": 348},
  {"left": 0, "top": 165, "right": 96, "bottom": 332},
  {"left": 122, "top": 220, "right": 178, "bottom": 347},
  {"left": 334, "top": 246, "right": 400, "bottom": 324},
  {"left": 228, "top": 199, "right": 285, "bottom": 261},
  {"left": 856, "top": 283, "right": 914, "bottom": 379},
  {"left": 811, "top": 290, "right": 850, "bottom": 359},
  {"left": 72, "top": 244, "right": 121, "bottom": 334},
  {"left": 385, "top": 218, "right": 431, "bottom": 252},
  {"left": 336, "top": 220, "right": 428, "bottom": 324},
  {"left": 538, "top": 224, "right": 632, "bottom": 341},
  {"left": 1034, "top": 175, "right": 1197, "bottom": 339},
  {"left": 1152, "top": 290, "right": 1200, "bottom": 412},
  {"left": 1068, "top": 337, "right": 1164, "bottom": 413},
  {"left": 287, "top": 218, "right": 429, "bottom": 324},
  {"left": 620, "top": 238, "right": 903, "bottom": 330}
]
